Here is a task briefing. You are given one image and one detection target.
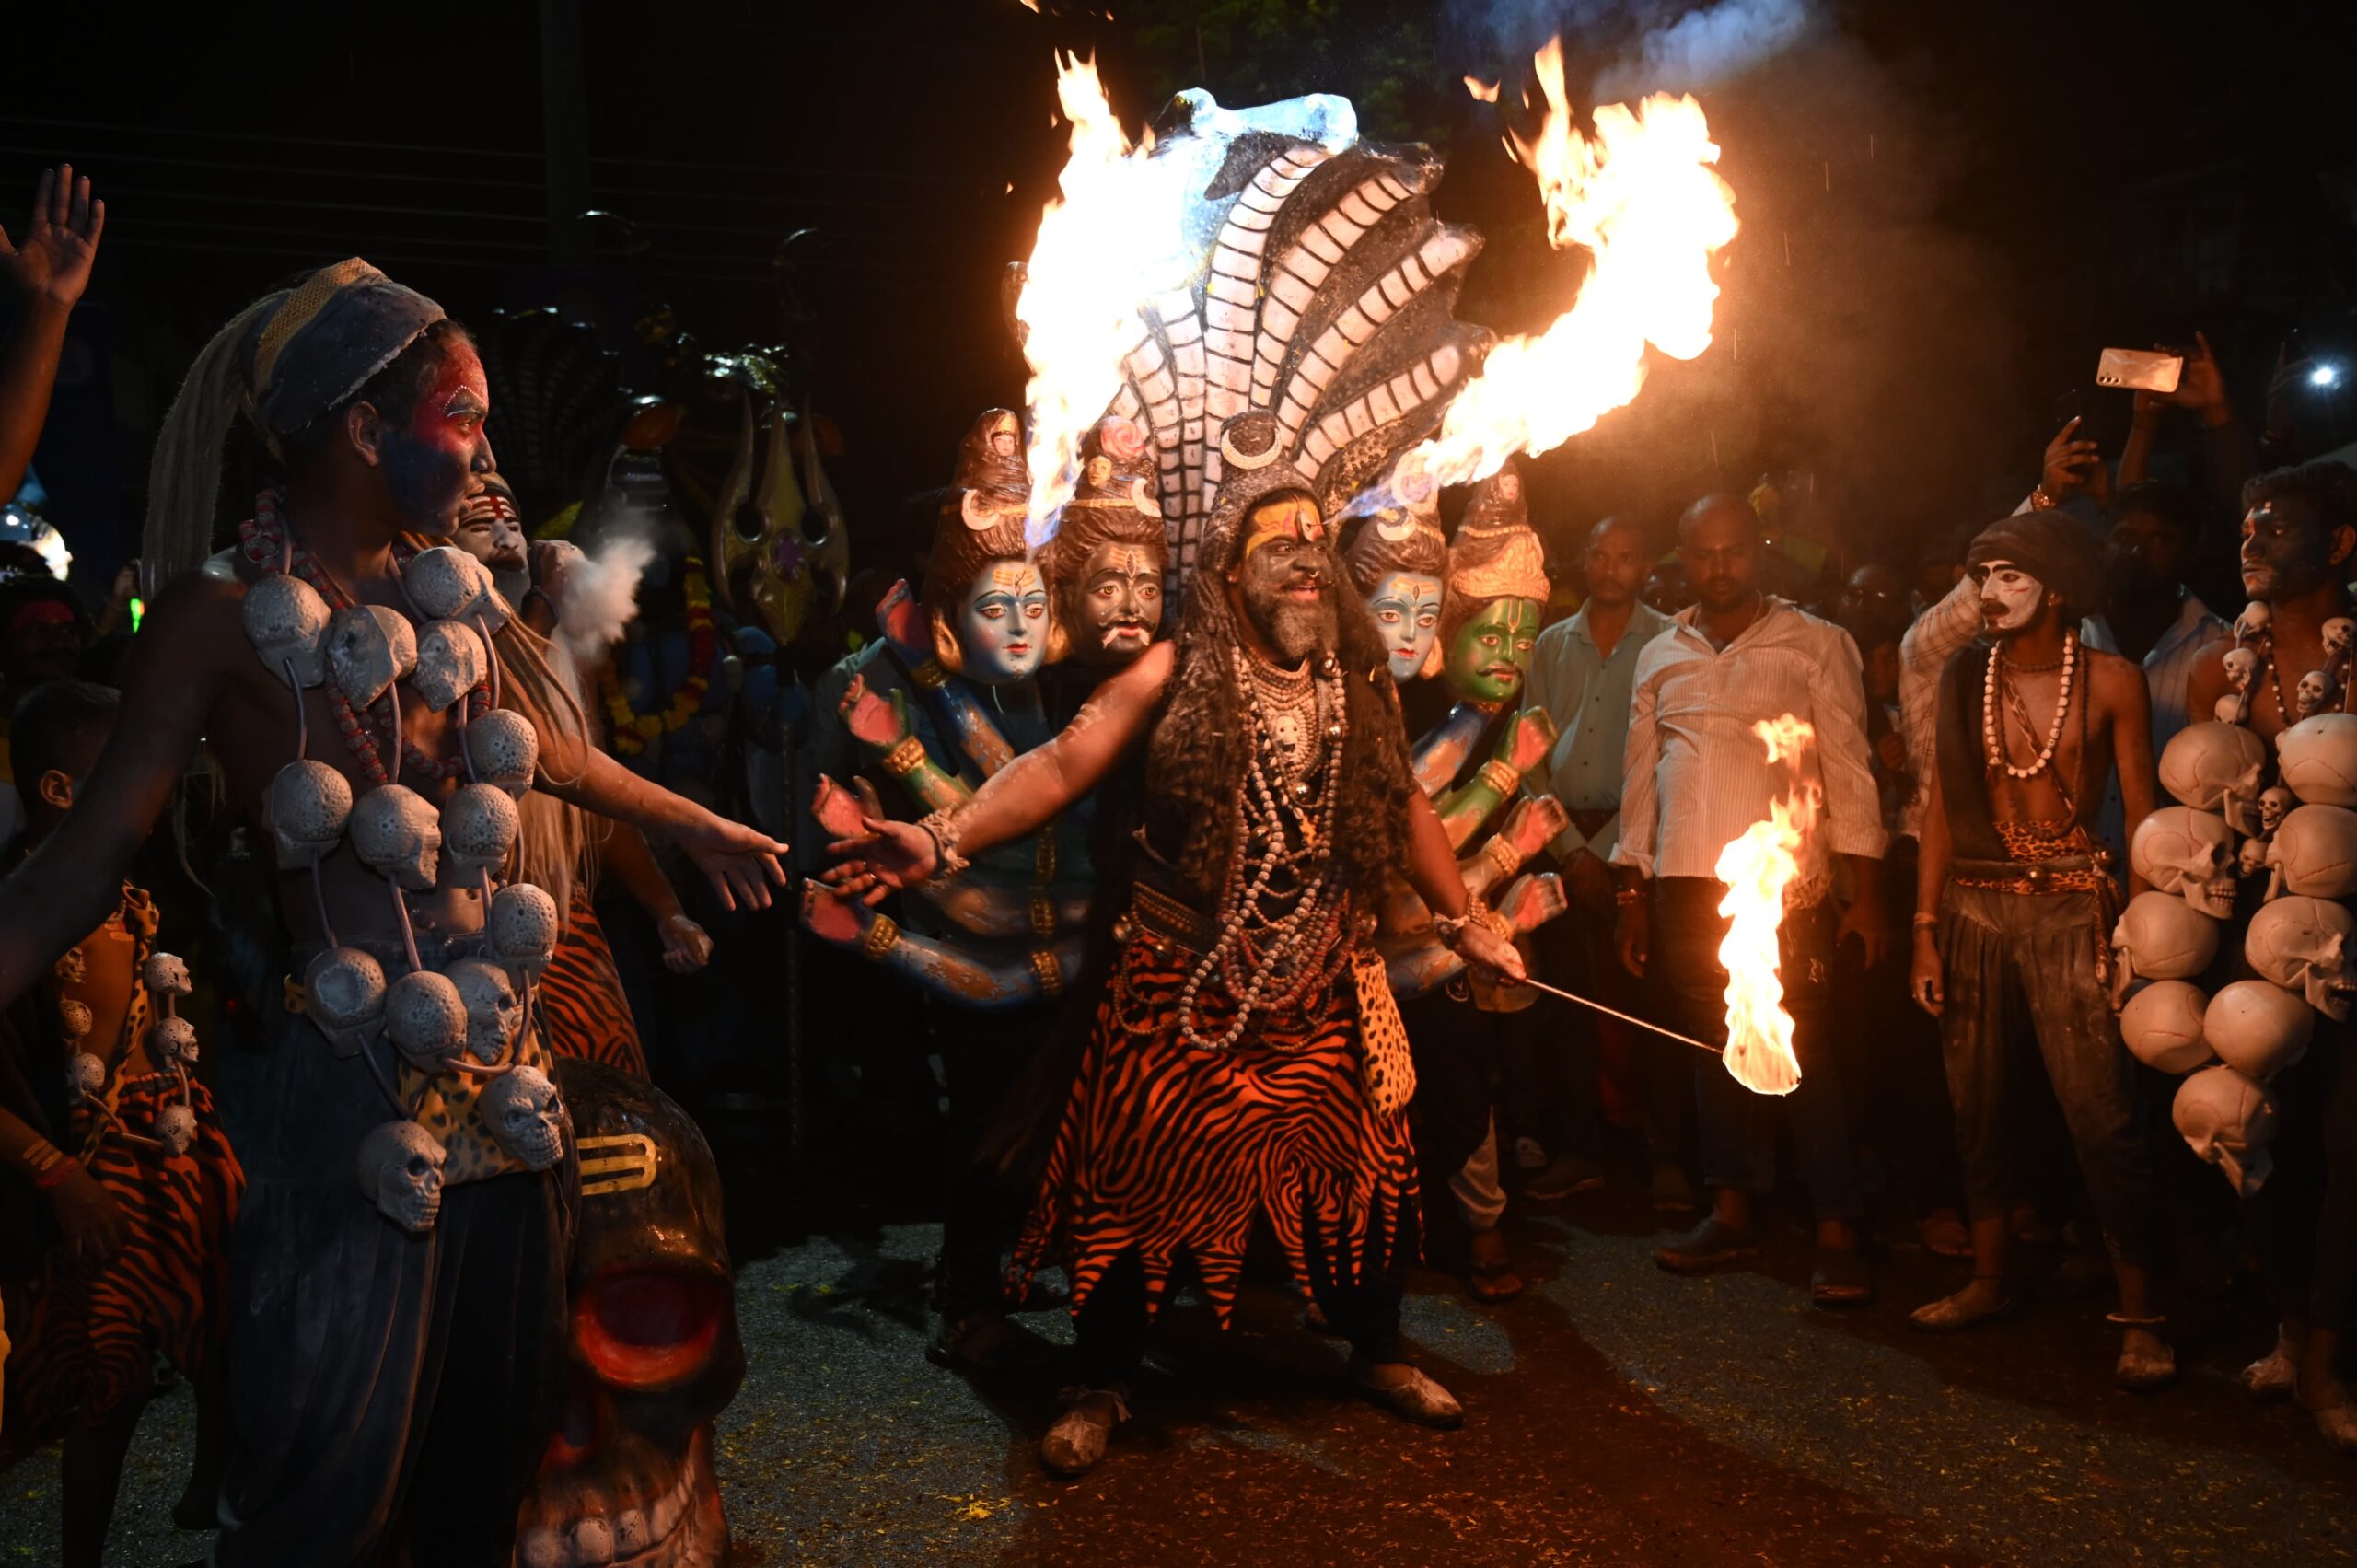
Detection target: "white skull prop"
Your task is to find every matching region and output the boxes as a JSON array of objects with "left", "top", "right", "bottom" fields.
[
  {"left": 242, "top": 573, "right": 332, "bottom": 688},
  {"left": 440, "top": 784, "right": 519, "bottom": 883},
  {"left": 350, "top": 785, "right": 442, "bottom": 891},
  {"left": 403, "top": 545, "right": 505, "bottom": 630},
  {"left": 2120, "top": 980, "right": 2213, "bottom": 1074},
  {"left": 2260, "top": 786, "right": 2296, "bottom": 834},
  {"left": 2241, "top": 836, "right": 2271, "bottom": 877},
  {"left": 304, "top": 947, "right": 388, "bottom": 1056},
  {"left": 2328, "top": 617, "right": 2356, "bottom": 659},
  {"left": 464, "top": 708, "right": 539, "bottom": 797},
  {"left": 2235, "top": 600, "right": 2271, "bottom": 643},
  {"left": 327, "top": 604, "right": 418, "bottom": 708},
  {"left": 2266, "top": 805, "right": 2357, "bottom": 900},
  {"left": 2205, "top": 980, "right": 2314, "bottom": 1080},
  {"left": 152, "top": 1015, "right": 200, "bottom": 1068},
  {"left": 355, "top": 1119, "right": 445, "bottom": 1233},
  {"left": 2278, "top": 714, "right": 2357, "bottom": 806},
  {"left": 2223, "top": 646, "right": 2260, "bottom": 694},
  {"left": 445, "top": 958, "right": 524, "bottom": 1065},
  {"left": 491, "top": 883, "right": 560, "bottom": 979},
  {"left": 2246, "top": 896, "right": 2357, "bottom": 1020},
  {"left": 2130, "top": 807, "right": 2237, "bottom": 917},
  {"left": 2174, "top": 1064, "right": 2276, "bottom": 1196},
  {"left": 385, "top": 970, "right": 469, "bottom": 1072},
  {"left": 2111, "top": 891, "right": 2221, "bottom": 985},
  {"left": 64, "top": 1051, "right": 105, "bottom": 1105},
  {"left": 155, "top": 1103, "right": 197, "bottom": 1158},
  {"left": 58, "top": 1000, "right": 91, "bottom": 1042},
  {"left": 2158, "top": 722, "right": 2269, "bottom": 833},
  {"left": 143, "top": 951, "right": 192, "bottom": 1001},
  {"left": 479, "top": 1063, "right": 565, "bottom": 1170},
  {"left": 2298, "top": 670, "right": 2336, "bottom": 719},
  {"left": 2214, "top": 695, "right": 2246, "bottom": 724},
  {"left": 264, "top": 759, "right": 354, "bottom": 869},
  {"left": 53, "top": 947, "right": 85, "bottom": 986},
  {"left": 412, "top": 620, "right": 488, "bottom": 713}
]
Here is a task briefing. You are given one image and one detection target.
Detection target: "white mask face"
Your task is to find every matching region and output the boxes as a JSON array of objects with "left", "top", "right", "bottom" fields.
[{"left": 1976, "top": 560, "right": 2047, "bottom": 636}]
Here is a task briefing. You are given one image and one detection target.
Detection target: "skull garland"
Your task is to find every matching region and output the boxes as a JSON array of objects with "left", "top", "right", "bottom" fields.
[
  {"left": 412, "top": 620, "right": 489, "bottom": 713},
  {"left": 492, "top": 883, "right": 561, "bottom": 979},
  {"left": 2111, "top": 891, "right": 2221, "bottom": 989},
  {"left": 2121, "top": 980, "right": 2214, "bottom": 1074},
  {"left": 305, "top": 947, "right": 389, "bottom": 1057},
  {"left": 385, "top": 970, "right": 470, "bottom": 1073},
  {"left": 143, "top": 952, "right": 192, "bottom": 1001},
  {"left": 2264, "top": 804, "right": 2357, "bottom": 900},
  {"left": 2223, "top": 645, "right": 2260, "bottom": 694},
  {"left": 2260, "top": 787, "right": 2296, "bottom": 835},
  {"left": 2129, "top": 807, "right": 2238, "bottom": 918},
  {"left": 155, "top": 1103, "right": 197, "bottom": 1159},
  {"left": 53, "top": 947, "right": 85, "bottom": 986},
  {"left": 2235, "top": 600, "right": 2271, "bottom": 643},
  {"left": 445, "top": 958, "right": 525, "bottom": 1066},
  {"left": 326, "top": 604, "right": 418, "bottom": 709},
  {"left": 480, "top": 1063, "right": 566, "bottom": 1170},
  {"left": 2278, "top": 714, "right": 2357, "bottom": 807},
  {"left": 2205, "top": 980, "right": 2315, "bottom": 1079},
  {"left": 2298, "top": 670, "right": 2338, "bottom": 719},
  {"left": 2328, "top": 617, "right": 2357, "bottom": 661},
  {"left": 356, "top": 1118, "right": 447, "bottom": 1233},
  {"left": 350, "top": 785, "right": 443, "bottom": 892},
  {"left": 242, "top": 572, "right": 332, "bottom": 688},
  {"left": 264, "top": 760, "right": 354, "bottom": 868},
  {"left": 2158, "top": 721, "right": 2269, "bottom": 836},
  {"left": 2246, "top": 896, "right": 2357, "bottom": 1020},
  {"left": 2174, "top": 1063, "right": 2277, "bottom": 1196},
  {"left": 515, "top": 1060, "right": 743, "bottom": 1568},
  {"left": 57, "top": 1000, "right": 91, "bottom": 1043},
  {"left": 65, "top": 1051, "right": 105, "bottom": 1105},
  {"left": 152, "top": 1016, "right": 200, "bottom": 1069},
  {"left": 441, "top": 784, "right": 520, "bottom": 884},
  {"left": 465, "top": 708, "right": 540, "bottom": 797},
  {"left": 403, "top": 544, "right": 506, "bottom": 630}
]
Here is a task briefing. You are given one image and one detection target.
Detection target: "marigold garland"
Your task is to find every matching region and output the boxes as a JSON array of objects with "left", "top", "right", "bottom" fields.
[{"left": 602, "top": 556, "right": 716, "bottom": 756}]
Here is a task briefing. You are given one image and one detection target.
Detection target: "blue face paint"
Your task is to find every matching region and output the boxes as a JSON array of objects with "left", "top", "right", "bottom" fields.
[{"left": 957, "top": 560, "right": 1049, "bottom": 683}]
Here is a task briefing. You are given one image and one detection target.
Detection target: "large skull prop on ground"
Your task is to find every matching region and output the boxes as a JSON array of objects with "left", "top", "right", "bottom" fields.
[
  {"left": 2120, "top": 980, "right": 2213, "bottom": 1074},
  {"left": 327, "top": 604, "right": 418, "bottom": 709},
  {"left": 2204, "top": 980, "right": 2313, "bottom": 1080},
  {"left": 2277, "top": 714, "right": 2357, "bottom": 807},
  {"left": 355, "top": 1118, "right": 446, "bottom": 1233},
  {"left": 351, "top": 784, "right": 442, "bottom": 892},
  {"left": 516, "top": 1061, "right": 743, "bottom": 1568},
  {"left": 465, "top": 708, "right": 540, "bottom": 797},
  {"left": 480, "top": 1063, "right": 566, "bottom": 1170},
  {"left": 413, "top": 620, "right": 488, "bottom": 712},
  {"left": 2111, "top": 891, "right": 2221, "bottom": 986},
  {"left": 2247, "top": 896, "right": 2357, "bottom": 1020},
  {"left": 441, "top": 784, "right": 519, "bottom": 883},
  {"left": 305, "top": 947, "right": 388, "bottom": 1056},
  {"left": 2159, "top": 721, "right": 2269, "bottom": 835},
  {"left": 2266, "top": 805, "right": 2357, "bottom": 900},
  {"left": 264, "top": 759, "right": 354, "bottom": 869},
  {"left": 2129, "top": 807, "right": 2237, "bottom": 918},
  {"left": 2173, "top": 1064, "right": 2277, "bottom": 1197},
  {"left": 241, "top": 572, "right": 331, "bottom": 687}
]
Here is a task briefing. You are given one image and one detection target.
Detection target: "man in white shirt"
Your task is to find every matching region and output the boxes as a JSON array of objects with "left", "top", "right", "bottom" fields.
[{"left": 1612, "top": 496, "right": 1888, "bottom": 1305}]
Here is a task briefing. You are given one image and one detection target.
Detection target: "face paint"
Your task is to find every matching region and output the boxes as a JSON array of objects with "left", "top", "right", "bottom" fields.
[
  {"left": 1071, "top": 541, "right": 1164, "bottom": 665},
  {"left": 1366, "top": 570, "right": 1444, "bottom": 681},
  {"left": 1237, "top": 494, "right": 1327, "bottom": 562},
  {"left": 377, "top": 342, "right": 493, "bottom": 535},
  {"left": 2240, "top": 499, "right": 2338, "bottom": 601},
  {"left": 453, "top": 479, "right": 528, "bottom": 572},
  {"left": 1444, "top": 598, "right": 1540, "bottom": 703},
  {"left": 1973, "top": 559, "right": 2047, "bottom": 636},
  {"left": 957, "top": 560, "right": 1049, "bottom": 682},
  {"left": 1232, "top": 494, "right": 1336, "bottom": 665}
]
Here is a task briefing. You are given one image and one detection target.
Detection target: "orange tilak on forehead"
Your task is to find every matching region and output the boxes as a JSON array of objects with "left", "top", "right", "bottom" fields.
[
  {"left": 1240, "top": 495, "right": 1326, "bottom": 561},
  {"left": 989, "top": 563, "right": 1043, "bottom": 592}
]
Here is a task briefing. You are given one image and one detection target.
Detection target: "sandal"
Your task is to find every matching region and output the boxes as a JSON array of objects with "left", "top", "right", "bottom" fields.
[
  {"left": 1909, "top": 1275, "right": 2018, "bottom": 1333},
  {"left": 2109, "top": 1313, "right": 2177, "bottom": 1393},
  {"left": 1810, "top": 1244, "right": 1874, "bottom": 1308}
]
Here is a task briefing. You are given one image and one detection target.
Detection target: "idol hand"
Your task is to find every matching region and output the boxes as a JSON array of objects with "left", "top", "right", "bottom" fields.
[{"left": 822, "top": 816, "right": 937, "bottom": 904}]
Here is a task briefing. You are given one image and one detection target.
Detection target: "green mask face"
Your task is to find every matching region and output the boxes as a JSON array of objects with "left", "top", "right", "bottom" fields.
[{"left": 1444, "top": 597, "right": 1540, "bottom": 703}]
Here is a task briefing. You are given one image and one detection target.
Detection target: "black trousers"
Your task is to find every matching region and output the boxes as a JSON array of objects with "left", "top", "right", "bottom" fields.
[
  {"left": 2245, "top": 1027, "right": 2357, "bottom": 1334},
  {"left": 930, "top": 999, "right": 1053, "bottom": 1320}
]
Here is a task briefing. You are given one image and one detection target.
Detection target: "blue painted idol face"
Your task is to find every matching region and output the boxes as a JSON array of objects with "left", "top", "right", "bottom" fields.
[
  {"left": 1366, "top": 569, "right": 1444, "bottom": 681},
  {"left": 957, "top": 558, "right": 1049, "bottom": 682}
]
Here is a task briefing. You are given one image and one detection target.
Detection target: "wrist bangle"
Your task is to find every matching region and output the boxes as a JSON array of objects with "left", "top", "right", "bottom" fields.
[
  {"left": 910, "top": 657, "right": 949, "bottom": 691},
  {"left": 1480, "top": 834, "right": 1524, "bottom": 879},
  {"left": 32, "top": 1152, "right": 80, "bottom": 1192},
  {"left": 1911, "top": 912, "right": 1938, "bottom": 929},
  {"left": 916, "top": 807, "right": 970, "bottom": 884},
  {"left": 2028, "top": 484, "right": 2058, "bottom": 511},
  {"left": 1614, "top": 885, "right": 1645, "bottom": 908},
  {"left": 1029, "top": 947, "right": 1063, "bottom": 998},
  {"left": 880, "top": 734, "right": 929, "bottom": 777},
  {"left": 861, "top": 914, "right": 901, "bottom": 961},
  {"left": 1476, "top": 758, "right": 1520, "bottom": 796}
]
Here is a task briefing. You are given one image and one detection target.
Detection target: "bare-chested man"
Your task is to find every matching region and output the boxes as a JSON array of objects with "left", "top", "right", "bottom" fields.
[
  {"left": 1910, "top": 512, "right": 2169, "bottom": 1388},
  {"left": 0, "top": 260, "right": 784, "bottom": 1564}
]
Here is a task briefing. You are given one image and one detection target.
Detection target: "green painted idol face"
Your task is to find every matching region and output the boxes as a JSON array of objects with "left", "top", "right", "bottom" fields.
[
  {"left": 1445, "top": 597, "right": 1540, "bottom": 703},
  {"left": 1366, "top": 570, "right": 1444, "bottom": 681}
]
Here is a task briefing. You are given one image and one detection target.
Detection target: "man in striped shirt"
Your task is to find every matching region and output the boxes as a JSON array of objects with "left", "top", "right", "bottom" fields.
[{"left": 1612, "top": 496, "right": 1888, "bottom": 1306}]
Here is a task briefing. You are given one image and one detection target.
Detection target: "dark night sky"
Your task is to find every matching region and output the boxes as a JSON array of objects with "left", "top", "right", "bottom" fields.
[{"left": 3, "top": 0, "right": 2351, "bottom": 596}]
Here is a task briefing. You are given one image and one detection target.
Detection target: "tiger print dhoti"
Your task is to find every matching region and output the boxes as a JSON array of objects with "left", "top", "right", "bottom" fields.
[
  {"left": 9, "top": 1074, "right": 243, "bottom": 1430},
  {"left": 534, "top": 888, "right": 646, "bottom": 1077},
  {"left": 1010, "top": 934, "right": 1420, "bottom": 1326}
]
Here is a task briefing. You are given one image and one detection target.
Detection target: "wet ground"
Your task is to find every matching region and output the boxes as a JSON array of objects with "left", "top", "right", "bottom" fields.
[{"left": 4, "top": 1154, "right": 2353, "bottom": 1567}]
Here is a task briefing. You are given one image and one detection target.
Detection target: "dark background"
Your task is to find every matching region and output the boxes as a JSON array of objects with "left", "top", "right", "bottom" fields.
[{"left": 3, "top": 0, "right": 2352, "bottom": 599}]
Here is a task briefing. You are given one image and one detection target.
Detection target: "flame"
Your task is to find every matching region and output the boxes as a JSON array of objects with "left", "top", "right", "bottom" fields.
[
  {"left": 1011, "top": 54, "right": 1186, "bottom": 548},
  {"left": 1711, "top": 716, "right": 1820, "bottom": 1096},
  {"left": 1392, "top": 35, "right": 1739, "bottom": 494}
]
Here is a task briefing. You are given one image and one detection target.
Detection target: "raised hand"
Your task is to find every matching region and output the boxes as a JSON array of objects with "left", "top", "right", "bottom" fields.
[
  {"left": 876, "top": 579, "right": 930, "bottom": 662},
  {"left": 2040, "top": 416, "right": 2104, "bottom": 501},
  {"left": 1497, "top": 709, "right": 1557, "bottom": 776},
  {"left": 841, "top": 674, "right": 910, "bottom": 752},
  {"left": 811, "top": 774, "right": 870, "bottom": 841},
  {"left": 2167, "top": 331, "right": 2229, "bottom": 421},
  {"left": 1499, "top": 794, "right": 1568, "bottom": 861},
  {"left": 0, "top": 165, "right": 105, "bottom": 308}
]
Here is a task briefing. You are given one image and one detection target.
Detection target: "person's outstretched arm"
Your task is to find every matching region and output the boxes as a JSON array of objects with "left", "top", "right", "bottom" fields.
[{"left": 0, "top": 165, "right": 104, "bottom": 501}]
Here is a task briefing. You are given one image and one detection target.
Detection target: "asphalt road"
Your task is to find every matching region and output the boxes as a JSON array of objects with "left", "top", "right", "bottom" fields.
[{"left": 5, "top": 1167, "right": 2353, "bottom": 1567}]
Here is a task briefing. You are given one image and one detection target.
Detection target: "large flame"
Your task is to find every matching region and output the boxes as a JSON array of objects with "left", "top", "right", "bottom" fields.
[
  {"left": 1012, "top": 54, "right": 1185, "bottom": 547},
  {"left": 1712, "top": 717, "right": 1821, "bottom": 1096},
  {"left": 1390, "top": 36, "right": 1738, "bottom": 494}
]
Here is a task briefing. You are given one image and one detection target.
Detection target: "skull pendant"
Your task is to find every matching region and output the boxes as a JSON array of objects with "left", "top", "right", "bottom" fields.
[
  {"left": 355, "top": 1119, "right": 446, "bottom": 1233},
  {"left": 445, "top": 958, "right": 525, "bottom": 1065},
  {"left": 327, "top": 604, "right": 419, "bottom": 709},
  {"left": 305, "top": 947, "right": 389, "bottom": 1057},
  {"left": 413, "top": 620, "right": 489, "bottom": 713},
  {"left": 265, "top": 759, "right": 354, "bottom": 869},
  {"left": 58, "top": 1000, "right": 92, "bottom": 1042},
  {"left": 241, "top": 573, "right": 332, "bottom": 688},
  {"left": 2128, "top": 807, "right": 2238, "bottom": 918},
  {"left": 65, "top": 1051, "right": 106, "bottom": 1105},
  {"left": 441, "top": 784, "right": 520, "bottom": 884},
  {"left": 480, "top": 1063, "right": 566, "bottom": 1170},
  {"left": 152, "top": 1016, "right": 200, "bottom": 1068},
  {"left": 385, "top": 970, "right": 470, "bottom": 1073},
  {"left": 2247, "top": 895, "right": 2357, "bottom": 1020},
  {"left": 351, "top": 784, "right": 443, "bottom": 891},
  {"left": 155, "top": 1103, "right": 197, "bottom": 1158},
  {"left": 2266, "top": 805, "right": 2357, "bottom": 900},
  {"left": 491, "top": 883, "right": 561, "bottom": 980},
  {"left": 404, "top": 545, "right": 505, "bottom": 629},
  {"left": 465, "top": 709, "right": 540, "bottom": 797},
  {"left": 143, "top": 951, "right": 193, "bottom": 1001}
]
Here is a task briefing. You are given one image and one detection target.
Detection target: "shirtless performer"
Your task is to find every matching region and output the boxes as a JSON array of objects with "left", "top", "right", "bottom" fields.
[
  {"left": 0, "top": 260, "right": 784, "bottom": 1564},
  {"left": 1910, "top": 512, "right": 2170, "bottom": 1388}
]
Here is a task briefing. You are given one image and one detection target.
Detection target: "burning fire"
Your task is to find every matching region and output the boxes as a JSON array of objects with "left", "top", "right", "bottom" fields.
[
  {"left": 1390, "top": 36, "right": 1739, "bottom": 494},
  {"left": 1712, "top": 716, "right": 1821, "bottom": 1096}
]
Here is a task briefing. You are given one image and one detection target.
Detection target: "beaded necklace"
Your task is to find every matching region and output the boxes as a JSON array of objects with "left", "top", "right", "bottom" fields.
[{"left": 1982, "top": 630, "right": 2076, "bottom": 779}]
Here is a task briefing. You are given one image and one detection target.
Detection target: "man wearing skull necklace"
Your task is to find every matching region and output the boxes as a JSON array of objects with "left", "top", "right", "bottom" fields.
[
  {"left": 0, "top": 260, "right": 786, "bottom": 1565},
  {"left": 826, "top": 412, "right": 1525, "bottom": 1477},
  {"left": 2182, "top": 459, "right": 2357, "bottom": 1447},
  {"left": 1910, "top": 512, "right": 2172, "bottom": 1388}
]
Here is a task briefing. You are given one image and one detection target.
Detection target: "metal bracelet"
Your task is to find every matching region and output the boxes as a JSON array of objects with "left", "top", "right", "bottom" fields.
[
  {"left": 910, "top": 657, "right": 950, "bottom": 691},
  {"left": 1029, "top": 947, "right": 1063, "bottom": 998},
  {"left": 1480, "top": 833, "right": 1524, "bottom": 879},
  {"left": 881, "top": 734, "right": 929, "bottom": 776},
  {"left": 861, "top": 914, "right": 901, "bottom": 961},
  {"left": 916, "top": 807, "right": 971, "bottom": 882},
  {"left": 1477, "top": 758, "right": 1521, "bottom": 796}
]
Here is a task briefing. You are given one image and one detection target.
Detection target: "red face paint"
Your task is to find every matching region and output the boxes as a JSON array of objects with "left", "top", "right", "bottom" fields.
[{"left": 379, "top": 340, "right": 494, "bottom": 534}]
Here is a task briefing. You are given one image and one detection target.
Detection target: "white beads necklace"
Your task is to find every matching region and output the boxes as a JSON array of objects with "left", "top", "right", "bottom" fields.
[{"left": 1982, "top": 629, "right": 2076, "bottom": 779}]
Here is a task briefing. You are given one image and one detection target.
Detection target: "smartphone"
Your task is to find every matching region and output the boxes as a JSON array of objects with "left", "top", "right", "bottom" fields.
[{"left": 2096, "top": 347, "right": 2183, "bottom": 394}]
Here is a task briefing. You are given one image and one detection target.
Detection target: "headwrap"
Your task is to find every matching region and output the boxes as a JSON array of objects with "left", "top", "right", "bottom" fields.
[
  {"left": 1965, "top": 513, "right": 2100, "bottom": 621},
  {"left": 242, "top": 259, "right": 446, "bottom": 438}
]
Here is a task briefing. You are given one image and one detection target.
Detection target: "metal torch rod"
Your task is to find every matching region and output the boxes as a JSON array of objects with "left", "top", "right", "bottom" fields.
[{"left": 1518, "top": 977, "right": 1724, "bottom": 1056}]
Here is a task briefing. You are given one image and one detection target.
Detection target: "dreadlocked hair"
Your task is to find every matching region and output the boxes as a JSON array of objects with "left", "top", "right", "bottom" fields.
[{"left": 1145, "top": 500, "right": 1418, "bottom": 904}]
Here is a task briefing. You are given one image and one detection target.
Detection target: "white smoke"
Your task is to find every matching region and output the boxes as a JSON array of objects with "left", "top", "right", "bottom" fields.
[
  {"left": 555, "top": 528, "right": 656, "bottom": 672},
  {"left": 1448, "top": 0, "right": 1820, "bottom": 101}
]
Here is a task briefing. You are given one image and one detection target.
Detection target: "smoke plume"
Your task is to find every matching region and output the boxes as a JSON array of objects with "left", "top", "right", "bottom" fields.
[{"left": 556, "top": 528, "right": 656, "bottom": 671}]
